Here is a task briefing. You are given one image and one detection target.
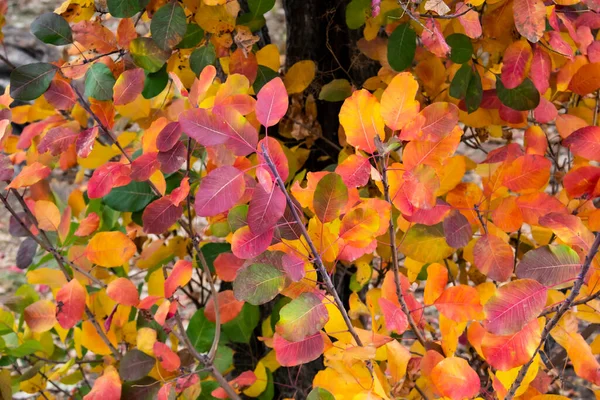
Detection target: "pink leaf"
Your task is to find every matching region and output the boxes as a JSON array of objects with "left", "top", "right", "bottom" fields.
[
  {"left": 256, "top": 77, "right": 289, "bottom": 127},
  {"left": 195, "top": 166, "right": 246, "bottom": 216}
]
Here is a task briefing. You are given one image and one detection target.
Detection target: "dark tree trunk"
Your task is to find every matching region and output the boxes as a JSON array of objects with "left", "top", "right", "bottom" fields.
[{"left": 282, "top": 0, "right": 379, "bottom": 169}]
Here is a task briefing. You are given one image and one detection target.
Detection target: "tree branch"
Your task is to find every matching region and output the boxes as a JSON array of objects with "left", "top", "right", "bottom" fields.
[
  {"left": 505, "top": 232, "right": 600, "bottom": 399},
  {"left": 260, "top": 143, "right": 364, "bottom": 347},
  {"left": 378, "top": 153, "right": 428, "bottom": 348}
]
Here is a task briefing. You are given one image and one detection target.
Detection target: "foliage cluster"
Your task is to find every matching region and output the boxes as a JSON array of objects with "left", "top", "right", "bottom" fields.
[{"left": 0, "top": 0, "right": 599, "bottom": 399}]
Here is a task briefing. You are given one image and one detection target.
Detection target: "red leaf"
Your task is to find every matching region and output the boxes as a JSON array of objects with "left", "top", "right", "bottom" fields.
[
  {"left": 56, "top": 280, "right": 86, "bottom": 329},
  {"left": 130, "top": 152, "right": 159, "bottom": 181},
  {"left": 157, "top": 140, "right": 186, "bottom": 174},
  {"left": 179, "top": 107, "right": 232, "bottom": 147},
  {"left": 194, "top": 166, "right": 246, "bottom": 217},
  {"left": 248, "top": 184, "right": 286, "bottom": 235},
  {"left": 273, "top": 332, "right": 324, "bottom": 367},
  {"left": 379, "top": 297, "right": 408, "bottom": 334},
  {"left": 44, "top": 79, "right": 76, "bottom": 110},
  {"left": 88, "top": 162, "right": 131, "bottom": 199},
  {"left": 214, "top": 252, "right": 245, "bottom": 282},
  {"left": 255, "top": 77, "right": 289, "bottom": 127},
  {"left": 38, "top": 126, "right": 79, "bottom": 156},
  {"left": 142, "top": 197, "right": 183, "bottom": 234},
  {"left": 76, "top": 127, "right": 99, "bottom": 158},
  {"left": 153, "top": 342, "right": 180, "bottom": 372},
  {"left": 563, "top": 126, "right": 600, "bottom": 161},
  {"left": 484, "top": 279, "right": 547, "bottom": 335},
  {"left": 501, "top": 40, "right": 532, "bottom": 89},
  {"left": 113, "top": 68, "right": 145, "bottom": 105},
  {"left": 156, "top": 121, "right": 182, "bottom": 152},
  {"left": 335, "top": 154, "right": 371, "bottom": 188},
  {"left": 231, "top": 225, "right": 274, "bottom": 259}
]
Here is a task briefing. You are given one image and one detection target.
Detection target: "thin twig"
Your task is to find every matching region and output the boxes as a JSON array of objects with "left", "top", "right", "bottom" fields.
[
  {"left": 505, "top": 233, "right": 600, "bottom": 399},
  {"left": 260, "top": 143, "right": 364, "bottom": 347},
  {"left": 378, "top": 152, "right": 428, "bottom": 348}
]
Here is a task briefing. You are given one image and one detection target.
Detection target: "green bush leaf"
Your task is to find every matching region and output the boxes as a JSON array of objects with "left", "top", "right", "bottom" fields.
[
  {"left": 449, "top": 63, "right": 472, "bottom": 99},
  {"left": 9, "top": 63, "right": 57, "bottom": 101},
  {"left": 253, "top": 65, "right": 279, "bottom": 93},
  {"left": 103, "top": 181, "right": 156, "bottom": 212},
  {"left": 446, "top": 33, "right": 473, "bottom": 64},
  {"left": 177, "top": 23, "right": 205, "bottom": 49},
  {"left": 222, "top": 303, "right": 260, "bottom": 343},
  {"left": 466, "top": 68, "right": 483, "bottom": 113},
  {"left": 190, "top": 44, "right": 217, "bottom": 76},
  {"left": 151, "top": 2, "right": 187, "bottom": 50},
  {"left": 107, "top": 0, "right": 148, "bottom": 18},
  {"left": 388, "top": 23, "right": 417, "bottom": 72},
  {"left": 142, "top": 64, "right": 169, "bottom": 98},
  {"left": 319, "top": 79, "right": 352, "bottom": 102},
  {"left": 346, "top": 0, "right": 371, "bottom": 29},
  {"left": 130, "top": 37, "right": 171, "bottom": 73},
  {"left": 496, "top": 77, "right": 540, "bottom": 111},
  {"left": 187, "top": 308, "right": 216, "bottom": 353},
  {"left": 31, "top": 13, "right": 72, "bottom": 45},
  {"left": 84, "top": 63, "right": 116, "bottom": 101}
]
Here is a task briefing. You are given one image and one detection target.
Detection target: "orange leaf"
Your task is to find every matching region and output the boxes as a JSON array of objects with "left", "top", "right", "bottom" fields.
[
  {"left": 107, "top": 277, "right": 140, "bottom": 306},
  {"left": 34, "top": 200, "right": 61, "bottom": 231},
  {"left": 74, "top": 212, "right": 100, "bottom": 237},
  {"left": 205, "top": 290, "right": 244, "bottom": 323},
  {"left": 434, "top": 285, "right": 483, "bottom": 322},
  {"left": 424, "top": 263, "right": 448, "bottom": 305},
  {"left": 481, "top": 318, "right": 541, "bottom": 370},
  {"left": 24, "top": 300, "right": 57, "bottom": 333},
  {"left": 473, "top": 234, "right": 514, "bottom": 282},
  {"left": 83, "top": 366, "right": 121, "bottom": 400},
  {"left": 164, "top": 260, "right": 193, "bottom": 298},
  {"left": 153, "top": 342, "right": 180, "bottom": 372},
  {"left": 339, "top": 89, "right": 385, "bottom": 154},
  {"left": 380, "top": 72, "right": 420, "bottom": 131},
  {"left": 6, "top": 162, "right": 51, "bottom": 190},
  {"left": 431, "top": 357, "right": 480, "bottom": 400},
  {"left": 513, "top": 0, "right": 545, "bottom": 43},
  {"left": 85, "top": 231, "right": 136, "bottom": 267}
]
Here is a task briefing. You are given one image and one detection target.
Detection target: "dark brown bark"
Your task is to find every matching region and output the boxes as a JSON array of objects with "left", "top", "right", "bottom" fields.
[{"left": 282, "top": 0, "right": 379, "bottom": 169}]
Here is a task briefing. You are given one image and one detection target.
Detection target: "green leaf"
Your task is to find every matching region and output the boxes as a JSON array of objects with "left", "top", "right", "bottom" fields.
[
  {"left": 151, "top": 2, "right": 187, "bottom": 50},
  {"left": 307, "top": 387, "right": 336, "bottom": 400},
  {"left": 387, "top": 23, "right": 416, "bottom": 72},
  {"left": 190, "top": 44, "right": 217, "bottom": 76},
  {"left": 228, "top": 205, "right": 248, "bottom": 232},
  {"left": 9, "top": 63, "right": 57, "bottom": 101},
  {"left": 142, "top": 64, "right": 169, "bottom": 98},
  {"left": 213, "top": 345, "right": 234, "bottom": 373},
  {"left": 346, "top": 0, "right": 371, "bottom": 29},
  {"left": 465, "top": 68, "right": 483, "bottom": 113},
  {"left": 253, "top": 65, "right": 279, "bottom": 93},
  {"left": 107, "top": 0, "right": 147, "bottom": 18},
  {"left": 103, "top": 181, "right": 156, "bottom": 212},
  {"left": 198, "top": 380, "right": 220, "bottom": 400},
  {"left": 446, "top": 33, "right": 473, "bottom": 64},
  {"left": 84, "top": 63, "right": 116, "bottom": 101},
  {"left": 237, "top": 13, "right": 267, "bottom": 32},
  {"left": 449, "top": 63, "right": 472, "bottom": 99},
  {"left": 31, "top": 13, "right": 72, "bottom": 45},
  {"left": 130, "top": 37, "right": 171, "bottom": 73},
  {"left": 319, "top": 79, "right": 352, "bottom": 102},
  {"left": 8, "top": 340, "right": 44, "bottom": 357},
  {"left": 186, "top": 308, "right": 216, "bottom": 353},
  {"left": 222, "top": 303, "right": 260, "bottom": 343},
  {"left": 496, "top": 77, "right": 540, "bottom": 111},
  {"left": 119, "top": 349, "right": 155, "bottom": 381},
  {"left": 248, "top": 0, "right": 276, "bottom": 18},
  {"left": 177, "top": 23, "right": 205, "bottom": 49},
  {"left": 233, "top": 263, "right": 287, "bottom": 305}
]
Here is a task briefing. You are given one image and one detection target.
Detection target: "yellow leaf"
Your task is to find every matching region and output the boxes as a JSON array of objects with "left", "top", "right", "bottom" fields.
[
  {"left": 243, "top": 361, "right": 268, "bottom": 397},
  {"left": 137, "top": 327, "right": 157, "bottom": 355},
  {"left": 284, "top": 60, "right": 316, "bottom": 94},
  {"left": 85, "top": 231, "right": 136, "bottom": 267},
  {"left": 81, "top": 320, "right": 118, "bottom": 356},
  {"left": 27, "top": 268, "right": 68, "bottom": 289},
  {"left": 34, "top": 200, "right": 61, "bottom": 231},
  {"left": 256, "top": 44, "right": 281, "bottom": 71}
]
